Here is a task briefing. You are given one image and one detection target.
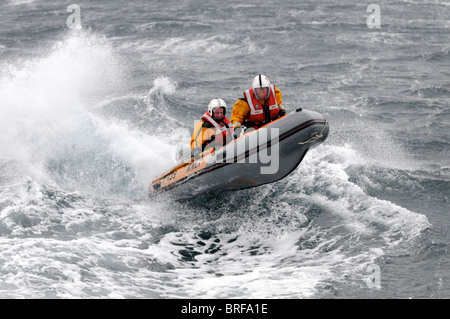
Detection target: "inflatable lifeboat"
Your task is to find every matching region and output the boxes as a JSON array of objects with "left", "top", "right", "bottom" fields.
[{"left": 149, "top": 108, "right": 329, "bottom": 200}]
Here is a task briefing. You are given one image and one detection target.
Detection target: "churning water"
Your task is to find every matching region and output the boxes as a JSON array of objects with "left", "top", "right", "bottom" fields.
[{"left": 0, "top": 0, "right": 449, "bottom": 298}]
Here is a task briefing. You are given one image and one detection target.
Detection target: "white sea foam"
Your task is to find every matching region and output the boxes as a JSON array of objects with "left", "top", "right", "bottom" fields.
[
  {"left": 145, "top": 227, "right": 339, "bottom": 298},
  {"left": 296, "top": 145, "right": 431, "bottom": 243},
  {"left": 0, "top": 30, "right": 175, "bottom": 197},
  {"left": 5, "top": 0, "right": 36, "bottom": 6},
  {"left": 148, "top": 76, "right": 177, "bottom": 96}
]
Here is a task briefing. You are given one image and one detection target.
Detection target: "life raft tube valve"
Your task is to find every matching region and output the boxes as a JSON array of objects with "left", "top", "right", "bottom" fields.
[{"left": 296, "top": 107, "right": 303, "bottom": 112}]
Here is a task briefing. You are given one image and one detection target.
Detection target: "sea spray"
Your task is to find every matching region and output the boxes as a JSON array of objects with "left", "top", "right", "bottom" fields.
[{"left": 0, "top": 30, "right": 174, "bottom": 198}]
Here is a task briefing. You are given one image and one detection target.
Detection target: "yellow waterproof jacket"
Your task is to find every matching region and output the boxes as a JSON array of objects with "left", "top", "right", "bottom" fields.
[
  {"left": 190, "top": 121, "right": 215, "bottom": 150},
  {"left": 231, "top": 86, "right": 284, "bottom": 128}
]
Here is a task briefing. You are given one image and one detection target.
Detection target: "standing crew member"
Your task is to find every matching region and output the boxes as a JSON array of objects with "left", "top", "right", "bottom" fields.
[
  {"left": 230, "top": 74, "right": 286, "bottom": 137},
  {"left": 191, "top": 98, "right": 233, "bottom": 159}
]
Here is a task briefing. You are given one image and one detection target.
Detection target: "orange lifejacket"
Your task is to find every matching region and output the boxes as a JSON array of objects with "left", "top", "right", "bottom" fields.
[
  {"left": 200, "top": 111, "right": 232, "bottom": 147},
  {"left": 243, "top": 85, "right": 279, "bottom": 126}
]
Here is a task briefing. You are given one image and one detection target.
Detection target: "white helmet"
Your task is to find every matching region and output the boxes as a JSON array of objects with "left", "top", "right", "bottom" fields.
[
  {"left": 208, "top": 98, "right": 227, "bottom": 116},
  {"left": 252, "top": 74, "right": 271, "bottom": 100}
]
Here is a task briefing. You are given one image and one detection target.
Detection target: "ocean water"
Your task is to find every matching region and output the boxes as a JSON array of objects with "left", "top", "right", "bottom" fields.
[{"left": 0, "top": 0, "right": 449, "bottom": 299}]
